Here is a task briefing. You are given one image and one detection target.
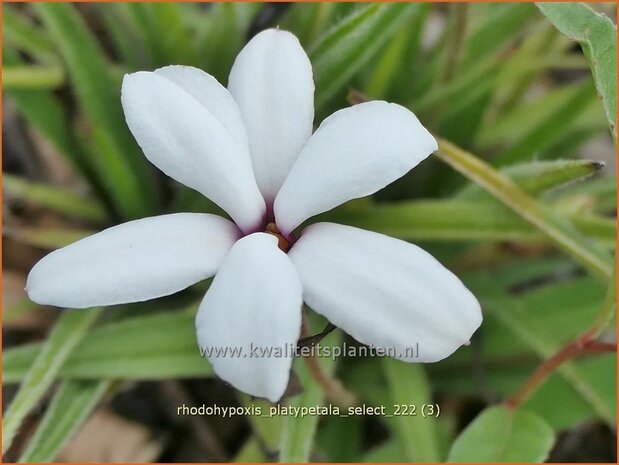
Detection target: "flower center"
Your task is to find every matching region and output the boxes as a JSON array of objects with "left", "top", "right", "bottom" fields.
[{"left": 266, "top": 223, "right": 290, "bottom": 252}]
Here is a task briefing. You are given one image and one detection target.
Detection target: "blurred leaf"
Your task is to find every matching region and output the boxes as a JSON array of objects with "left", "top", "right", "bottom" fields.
[
  {"left": 284, "top": 3, "right": 335, "bottom": 49},
  {"left": 383, "top": 360, "right": 441, "bottom": 462},
  {"left": 461, "top": 3, "right": 537, "bottom": 70},
  {"left": 447, "top": 406, "right": 554, "bottom": 462},
  {"left": 315, "top": 416, "right": 362, "bottom": 461},
  {"left": 548, "top": 175, "right": 617, "bottom": 213},
  {"left": 430, "top": 245, "right": 616, "bottom": 432},
  {"left": 123, "top": 3, "right": 194, "bottom": 67},
  {"left": 199, "top": 3, "right": 259, "bottom": 83},
  {"left": 3, "top": 174, "right": 107, "bottom": 223},
  {"left": 33, "top": 3, "right": 158, "bottom": 219},
  {"left": 537, "top": 2, "right": 617, "bottom": 140},
  {"left": 3, "top": 64, "right": 64, "bottom": 90},
  {"left": 18, "top": 380, "right": 111, "bottom": 462},
  {"left": 436, "top": 139, "right": 613, "bottom": 280},
  {"left": 100, "top": 5, "right": 144, "bottom": 69},
  {"left": 234, "top": 439, "right": 267, "bottom": 462},
  {"left": 4, "top": 226, "right": 93, "bottom": 249},
  {"left": 322, "top": 199, "right": 616, "bottom": 247},
  {"left": 3, "top": 5, "right": 57, "bottom": 62},
  {"left": 4, "top": 312, "right": 211, "bottom": 384},
  {"left": 3, "top": 46, "right": 99, "bottom": 184},
  {"left": 2, "top": 309, "right": 102, "bottom": 453},
  {"left": 310, "top": 3, "right": 416, "bottom": 109},
  {"left": 279, "top": 318, "right": 339, "bottom": 462},
  {"left": 493, "top": 81, "right": 597, "bottom": 166},
  {"left": 462, "top": 269, "right": 616, "bottom": 424},
  {"left": 457, "top": 159, "right": 605, "bottom": 200}
]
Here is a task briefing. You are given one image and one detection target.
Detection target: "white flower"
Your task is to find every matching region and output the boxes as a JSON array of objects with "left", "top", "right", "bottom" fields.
[{"left": 26, "top": 29, "right": 482, "bottom": 402}]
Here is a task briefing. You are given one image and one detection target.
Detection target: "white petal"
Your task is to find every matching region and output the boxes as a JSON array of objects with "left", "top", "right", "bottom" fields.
[
  {"left": 274, "top": 102, "right": 437, "bottom": 235},
  {"left": 196, "top": 233, "right": 302, "bottom": 402},
  {"left": 288, "top": 223, "right": 482, "bottom": 362},
  {"left": 154, "top": 65, "right": 249, "bottom": 149},
  {"left": 228, "top": 29, "right": 314, "bottom": 202},
  {"left": 27, "top": 214, "right": 239, "bottom": 308},
  {"left": 122, "top": 71, "right": 265, "bottom": 232}
]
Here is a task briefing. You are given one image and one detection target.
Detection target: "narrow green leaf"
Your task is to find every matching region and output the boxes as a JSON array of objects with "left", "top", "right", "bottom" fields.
[
  {"left": 123, "top": 3, "right": 193, "bottom": 67},
  {"left": 457, "top": 159, "right": 605, "bottom": 200},
  {"left": 478, "top": 82, "right": 604, "bottom": 149},
  {"left": 4, "top": 227, "right": 93, "bottom": 250},
  {"left": 198, "top": 3, "right": 258, "bottom": 83},
  {"left": 447, "top": 406, "right": 554, "bottom": 462},
  {"left": 2, "top": 309, "right": 102, "bottom": 453},
  {"left": 3, "top": 174, "right": 108, "bottom": 223},
  {"left": 310, "top": 3, "right": 415, "bottom": 108},
  {"left": 3, "top": 64, "right": 65, "bottom": 90},
  {"left": 18, "top": 380, "right": 111, "bottom": 462},
  {"left": 3, "top": 5, "right": 57, "bottom": 62},
  {"left": 3, "top": 312, "right": 211, "bottom": 383},
  {"left": 461, "top": 3, "right": 537, "bottom": 69},
  {"left": 321, "top": 199, "right": 616, "bottom": 247},
  {"left": 279, "top": 318, "right": 339, "bottom": 462},
  {"left": 537, "top": 2, "right": 617, "bottom": 140},
  {"left": 493, "top": 81, "right": 597, "bottom": 166},
  {"left": 33, "top": 3, "right": 157, "bottom": 219},
  {"left": 383, "top": 360, "right": 441, "bottom": 462},
  {"left": 436, "top": 139, "right": 613, "bottom": 280}
]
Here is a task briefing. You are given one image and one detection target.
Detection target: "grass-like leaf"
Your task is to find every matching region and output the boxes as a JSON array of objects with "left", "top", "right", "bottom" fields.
[
  {"left": 33, "top": 3, "right": 158, "bottom": 219},
  {"left": 2, "top": 309, "right": 102, "bottom": 453},
  {"left": 3, "top": 64, "right": 65, "bottom": 90},
  {"left": 18, "top": 380, "right": 111, "bottom": 462},
  {"left": 436, "top": 139, "right": 613, "bottom": 280},
  {"left": 322, "top": 199, "right": 616, "bottom": 247},
  {"left": 4, "top": 227, "right": 93, "bottom": 250},
  {"left": 447, "top": 406, "right": 554, "bottom": 462},
  {"left": 310, "top": 3, "right": 416, "bottom": 109},
  {"left": 3, "top": 174, "right": 108, "bottom": 223},
  {"left": 3, "top": 5, "right": 57, "bottom": 62},
  {"left": 457, "top": 159, "right": 605, "bottom": 199},
  {"left": 537, "top": 2, "right": 617, "bottom": 140},
  {"left": 3, "top": 312, "right": 211, "bottom": 384},
  {"left": 383, "top": 361, "right": 441, "bottom": 462},
  {"left": 279, "top": 319, "right": 339, "bottom": 462}
]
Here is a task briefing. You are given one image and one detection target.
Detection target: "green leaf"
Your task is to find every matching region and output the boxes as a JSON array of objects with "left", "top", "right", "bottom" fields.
[
  {"left": 310, "top": 3, "right": 416, "bottom": 109},
  {"left": 3, "top": 312, "right": 212, "bottom": 384},
  {"left": 537, "top": 2, "right": 617, "bottom": 140},
  {"left": 198, "top": 3, "right": 258, "bottom": 83},
  {"left": 279, "top": 317, "right": 339, "bottom": 462},
  {"left": 3, "top": 5, "right": 57, "bottom": 62},
  {"left": 447, "top": 406, "right": 554, "bottom": 462},
  {"left": 457, "top": 159, "right": 605, "bottom": 200},
  {"left": 4, "top": 227, "right": 93, "bottom": 250},
  {"left": 33, "top": 3, "right": 158, "bottom": 219},
  {"left": 3, "top": 174, "right": 108, "bottom": 223},
  {"left": 2, "top": 309, "right": 102, "bottom": 453},
  {"left": 122, "top": 3, "right": 193, "bottom": 67},
  {"left": 2, "top": 64, "right": 64, "bottom": 90},
  {"left": 477, "top": 82, "right": 605, "bottom": 149},
  {"left": 321, "top": 199, "right": 616, "bottom": 247},
  {"left": 436, "top": 139, "right": 613, "bottom": 280},
  {"left": 3, "top": 47, "right": 98, "bottom": 185},
  {"left": 493, "top": 81, "right": 597, "bottom": 166},
  {"left": 461, "top": 4, "right": 537, "bottom": 70},
  {"left": 383, "top": 360, "right": 441, "bottom": 462},
  {"left": 18, "top": 380, "right": 111, "bottom": 462}
]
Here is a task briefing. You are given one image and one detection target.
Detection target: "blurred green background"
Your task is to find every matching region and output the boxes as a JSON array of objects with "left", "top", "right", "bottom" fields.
[{"left": 2, "top": 2, "right": 617, "bottom": 463}]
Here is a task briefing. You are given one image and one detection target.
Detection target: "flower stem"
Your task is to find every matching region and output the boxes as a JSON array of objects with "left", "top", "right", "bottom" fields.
[
  {"left": 506, "top": 264, "right": 617, "bottom": 409},
  {"left": 300, "top": 314, "right": 356, "bottom": 407}
]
